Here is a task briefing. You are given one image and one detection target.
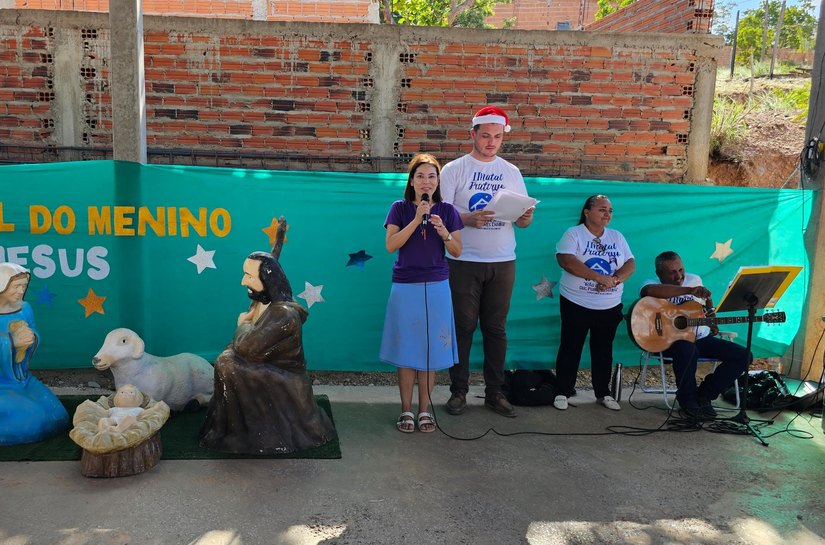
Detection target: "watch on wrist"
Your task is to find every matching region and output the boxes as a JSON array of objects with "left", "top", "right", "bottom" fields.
[{"left": 444, "top": 233, "right": 452, "bottom": 242}]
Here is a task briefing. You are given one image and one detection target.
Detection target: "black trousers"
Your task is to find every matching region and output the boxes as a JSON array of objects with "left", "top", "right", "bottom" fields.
[
  {"left": 554, "top": 295, "right": 624, "bottom": 399},
  {"left": 447, "top": 259, "right": 515, "bottom": 397}
]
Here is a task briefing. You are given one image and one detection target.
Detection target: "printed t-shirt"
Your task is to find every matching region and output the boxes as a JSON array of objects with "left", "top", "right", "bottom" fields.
[
  {"left": 439, "top": 154, "right": 527, "bottom": 263},
  {"left": 555, "top": 223, "right": 633, "bottom": 310}
]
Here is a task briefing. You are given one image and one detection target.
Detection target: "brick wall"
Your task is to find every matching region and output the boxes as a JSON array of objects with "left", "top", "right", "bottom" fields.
[
  {"left": 0, "top": 10, "right": 723, "bottom": 182},
  {"left": 10, "top": 0, "right": 379, "bottom": 23},
  {"left": 485, "top": 0, "right": 600, "bottom": 31},
  {"left": 586, "top": 0, "right": 713, "bottom": 34}
]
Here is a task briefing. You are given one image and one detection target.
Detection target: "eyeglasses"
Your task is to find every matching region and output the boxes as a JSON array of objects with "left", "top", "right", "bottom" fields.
[{"left": 592, "top": 237, "right": 606, "bottom": 253}]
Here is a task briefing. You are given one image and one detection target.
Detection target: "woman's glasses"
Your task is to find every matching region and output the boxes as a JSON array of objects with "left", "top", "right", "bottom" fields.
[{"left": 592, "top": 237, "right": 606, "bottom": 252}]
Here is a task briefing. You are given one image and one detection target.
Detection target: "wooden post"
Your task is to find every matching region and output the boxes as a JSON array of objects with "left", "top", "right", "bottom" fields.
[
  {"left": 769, "top": 0, "right": 786, "bottom": 79},
  {"left": 730, "top": 10, "right": 740, "bottom": 79}
]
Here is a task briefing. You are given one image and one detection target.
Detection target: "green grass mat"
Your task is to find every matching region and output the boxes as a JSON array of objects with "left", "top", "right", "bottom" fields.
[{"left": 0, "top": 395, "right": 340, "bottom": 461}]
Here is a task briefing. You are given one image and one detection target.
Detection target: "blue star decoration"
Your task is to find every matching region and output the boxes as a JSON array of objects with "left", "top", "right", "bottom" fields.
[
  {"left": 35, "top": 285, "right": 57, "bottom": 306},
  {"left": 532, "top": 276, "right": 556, "bottom": 301},
  {"left": 346, "top": 250, "right": 373, "bottom": 270}
]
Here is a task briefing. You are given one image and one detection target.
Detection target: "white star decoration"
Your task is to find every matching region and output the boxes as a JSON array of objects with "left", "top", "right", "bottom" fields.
[
  {"left": 710, "top": 239, "right": 734, "bottom": 263},
  {"left": 187, "top": 244, "right": 216, "bottom": 274},
  {"left": 298, "top": 281, "right": 325, "bottom": 308},
  {"left": 532, "top": 275, "right": 556, "bottom": 300}
]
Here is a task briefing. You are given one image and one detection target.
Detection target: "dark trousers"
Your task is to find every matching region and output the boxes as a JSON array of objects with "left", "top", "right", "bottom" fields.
[
  {"left": 664, "top": 335, "right": 750, "bottom": 409},
  {"left": 554, "top": 295, "right": 624, "bottom": 399},
  {"left": 448, "top": 259, "right": 515, "bottom": 398}
]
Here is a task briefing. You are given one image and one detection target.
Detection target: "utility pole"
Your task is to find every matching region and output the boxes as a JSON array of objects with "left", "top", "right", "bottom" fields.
[
  {"left": 760, "top": 0, "right": 770, "bottom": 62},
  {"left": 769, "top": 0, "right": 786, "bottom": 78},
  {"left": 792, "top": 0, "right": 825, "bottom": 388}
]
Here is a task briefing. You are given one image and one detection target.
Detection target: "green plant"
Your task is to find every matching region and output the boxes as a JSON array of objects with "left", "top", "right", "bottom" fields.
[
  {"left": 710, "top": 97, "right": 749, "bottom": 161},
  {"left": 745, "top": 82, "right": 811, "bottom": 122}
]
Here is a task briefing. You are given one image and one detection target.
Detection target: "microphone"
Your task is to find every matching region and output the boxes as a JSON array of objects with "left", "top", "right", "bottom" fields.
[{"left": 421, "top": 193, "right": 430, "bottom": 225}]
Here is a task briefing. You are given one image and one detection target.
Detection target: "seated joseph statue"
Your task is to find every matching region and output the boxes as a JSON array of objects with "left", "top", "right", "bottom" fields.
[{"left": 199, "top": 220, "right": 336, "bottom": 454}]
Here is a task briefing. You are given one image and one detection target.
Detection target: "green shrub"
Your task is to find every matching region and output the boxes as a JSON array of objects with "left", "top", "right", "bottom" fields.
[
  {"left": 711, "top": 97, "right": 749, "bottom": 161},
  {"left": 747, "top": 82, "right": 810, "bottom": 121}
]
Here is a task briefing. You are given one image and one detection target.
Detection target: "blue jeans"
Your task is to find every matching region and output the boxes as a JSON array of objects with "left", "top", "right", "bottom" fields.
[{"left": 664, "top": 335, "right": 751, "bottom": 409}]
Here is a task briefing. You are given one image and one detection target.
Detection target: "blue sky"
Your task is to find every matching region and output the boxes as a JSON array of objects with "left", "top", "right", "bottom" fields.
[
  {"left": 714, "top": 0, "right": 821, "bottom": 34},
  {"left": 723, "top": 0, "right": 821, "bottom": 15}
]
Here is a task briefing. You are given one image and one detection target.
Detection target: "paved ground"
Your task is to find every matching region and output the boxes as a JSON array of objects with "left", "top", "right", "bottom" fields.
[{"left": 1, "top": 385, "right": 824, "bottom": 545}]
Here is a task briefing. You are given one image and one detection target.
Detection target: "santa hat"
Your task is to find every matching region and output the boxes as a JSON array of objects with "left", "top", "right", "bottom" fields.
[{"left": 471, "top": 106, "right": 511, "bottom": 133}]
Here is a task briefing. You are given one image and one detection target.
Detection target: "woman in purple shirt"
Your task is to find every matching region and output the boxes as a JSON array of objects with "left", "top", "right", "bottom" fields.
[{"left": 380, "top": 153, "right": 463, "bottom": 433}]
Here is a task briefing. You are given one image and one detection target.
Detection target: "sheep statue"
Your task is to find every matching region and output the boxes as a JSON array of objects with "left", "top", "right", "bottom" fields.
[{"left": 92, "top": 328, "right": 213, "bottom": 412}]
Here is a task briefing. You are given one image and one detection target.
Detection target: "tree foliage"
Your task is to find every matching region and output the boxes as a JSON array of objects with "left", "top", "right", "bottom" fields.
[
  {"left": 711, "top": 0, "right": 735, "bottom": 43},
  {"left": 734, "top": 0, "right": 817, "bottom": 61},
  {"left": 595, "top": 0, "right": 637, "bottom": 20},
  {"left": 381, "top": 0, "right": 511, "bottom": 27}
]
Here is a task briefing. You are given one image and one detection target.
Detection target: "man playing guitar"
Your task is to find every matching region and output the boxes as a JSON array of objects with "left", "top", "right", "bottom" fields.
[{"left": 639, "top": 251, "right": 751, "bottom": 421}]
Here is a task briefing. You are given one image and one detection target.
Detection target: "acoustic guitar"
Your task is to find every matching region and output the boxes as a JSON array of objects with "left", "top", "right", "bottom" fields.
[{"left": 626, "top": 296, "right": 786, "bottom": 353}]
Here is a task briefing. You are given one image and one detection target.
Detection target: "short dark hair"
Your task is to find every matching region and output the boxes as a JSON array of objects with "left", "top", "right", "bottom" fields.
[
  {"left": 577, "top": 194, "right": 609, "bottom": 225},
  {"left": 246, "top": 251, "right": 293, "bottom": 303},
  {"left": 403, "top": 153, "right": 443, "bottom": 202},
  {"left": 654, "top": 251, "right": 681, "bottom": 273}
]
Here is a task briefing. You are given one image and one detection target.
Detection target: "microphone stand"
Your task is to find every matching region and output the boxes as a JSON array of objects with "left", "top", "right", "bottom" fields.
[{"left": 712, "top": 265, "right": 800, "bottom": 447}]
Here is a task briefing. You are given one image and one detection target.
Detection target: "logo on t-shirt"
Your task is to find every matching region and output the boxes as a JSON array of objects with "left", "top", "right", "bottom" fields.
[
  {"left": 469, "top": 193, "right": 492, "bottom": 212},
  {"left": 585, "top": 257, "right": 613, "bottom": 276},
  {"left": 669, "top": 294, "right": 695, "bottom": 305}
]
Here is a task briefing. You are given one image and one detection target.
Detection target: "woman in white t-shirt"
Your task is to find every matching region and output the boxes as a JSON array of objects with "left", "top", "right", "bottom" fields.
[{"left": 553, "top": 195, "right": 636, "bottom": 411}]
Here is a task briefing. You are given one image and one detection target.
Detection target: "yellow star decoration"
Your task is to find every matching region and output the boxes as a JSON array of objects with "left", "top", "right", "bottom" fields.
[
  {"left": 262, "top": 217, "right": 289, "bottom": 247},
  {"left": 710, "top": 239, "right": 734, "bottom": 263},
  {"left": 78, "top": 288, "right": 106, "bottom": 318}
]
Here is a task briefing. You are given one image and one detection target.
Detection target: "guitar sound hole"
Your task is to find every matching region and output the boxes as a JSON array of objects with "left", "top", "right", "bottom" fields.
[{"left": 673, "top": 316, "right": 687, "bottom": 330}]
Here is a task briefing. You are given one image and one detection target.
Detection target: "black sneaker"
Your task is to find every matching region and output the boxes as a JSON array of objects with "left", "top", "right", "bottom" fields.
[
  {"left": 679, "top": 405, "right": 714, "bottom": 422},
  {"left": 446, "top": 392, "right": 467, "bottom": 415},
  {"left": 698, "top": 397, "right": 718, "bottom": 419},
  {"left": 485, "top": 393, "right": 516, "bottom": 418}
]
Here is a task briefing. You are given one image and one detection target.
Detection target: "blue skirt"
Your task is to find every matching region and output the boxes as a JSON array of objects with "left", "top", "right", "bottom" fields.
[{"left": 380, "top": 280, "right": 458, "bottom": 371}]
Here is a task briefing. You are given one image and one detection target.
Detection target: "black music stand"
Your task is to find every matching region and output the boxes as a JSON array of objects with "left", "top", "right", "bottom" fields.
[{"left": 715, "top": 266, "right": 800, "bottom": 446}]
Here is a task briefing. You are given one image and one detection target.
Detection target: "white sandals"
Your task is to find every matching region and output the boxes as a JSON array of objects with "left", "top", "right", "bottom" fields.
[
  {"left": 417, "top": 412, "right": 435, "bottom": 433},
  {"left": 396, "top": 411, "right": 415, "bottom": 433}
]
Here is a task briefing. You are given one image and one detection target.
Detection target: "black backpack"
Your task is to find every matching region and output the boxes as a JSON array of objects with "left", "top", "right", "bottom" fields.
[{"left": 503, "top": 369, "right": 558, "bottom": 406}]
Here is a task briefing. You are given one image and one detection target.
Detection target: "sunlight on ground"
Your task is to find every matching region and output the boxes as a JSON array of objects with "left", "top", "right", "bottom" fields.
[
  {"left": 0, "top": 525, "right": 347, "bottom": 545},
  {"left": 278, "top": 524, "right": 347, "bottom": 544},
  {"left": 188, "top": 530, "right": 243, "bottom": 545},
  {"left": 0, "top": 530, "right": 29, "bottom": 545},
  {"left": 525, "top": 517, "right": 825, "bottom": 545}
]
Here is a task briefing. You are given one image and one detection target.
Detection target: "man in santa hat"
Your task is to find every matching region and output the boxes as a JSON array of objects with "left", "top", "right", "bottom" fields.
[{"left": 439, "top": 106, "right": 535, "bottom": 418}]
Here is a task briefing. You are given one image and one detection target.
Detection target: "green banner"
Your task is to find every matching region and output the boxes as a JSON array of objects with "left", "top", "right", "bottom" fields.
[{"left": 0, "top": 161, "right": 813, "bottom": 370}]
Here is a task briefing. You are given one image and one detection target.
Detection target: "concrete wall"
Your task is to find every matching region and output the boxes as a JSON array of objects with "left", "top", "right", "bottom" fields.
[
  {"left": 586, "top": 0, "right": 713, "bottom": 34},
  {"left": 8, "top": 0, "right": 380, "bottom": 23},
  {"left": 0, "top": 10, "right": 724, "bottom": 181},
  {"left": 485, "top": 0, "right": 600, "bottom": 31}
]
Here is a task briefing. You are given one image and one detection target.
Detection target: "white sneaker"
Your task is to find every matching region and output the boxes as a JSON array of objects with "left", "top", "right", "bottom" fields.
[
  {"left": 553, "top": 395, "right": 568, "bottom": 410},
  {"left": 600, "top": 396, "right": 621, "bottom": 411}
]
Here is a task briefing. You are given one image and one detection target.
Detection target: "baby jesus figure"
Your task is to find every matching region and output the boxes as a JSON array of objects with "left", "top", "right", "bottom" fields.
[{"left": 97, "top": 384, "right": 145, "bottom": 433}]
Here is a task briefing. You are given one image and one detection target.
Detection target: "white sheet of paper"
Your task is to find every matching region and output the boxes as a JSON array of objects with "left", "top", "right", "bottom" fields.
[{"left": 487, "top": 188, "right": 539, "bottom": 222}]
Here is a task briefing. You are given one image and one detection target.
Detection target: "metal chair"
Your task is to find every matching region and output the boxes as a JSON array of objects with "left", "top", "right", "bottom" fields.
[{"left": 638, "top": 332, "right": 741, "bottom": 409}]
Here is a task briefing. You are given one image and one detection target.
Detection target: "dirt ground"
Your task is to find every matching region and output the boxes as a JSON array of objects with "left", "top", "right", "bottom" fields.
[
  {"left": 32, "top": 360, "right": 776, "bottom": 393},
  {"left": 707, "top": 75, "right": 808, "bottom": 188}
]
